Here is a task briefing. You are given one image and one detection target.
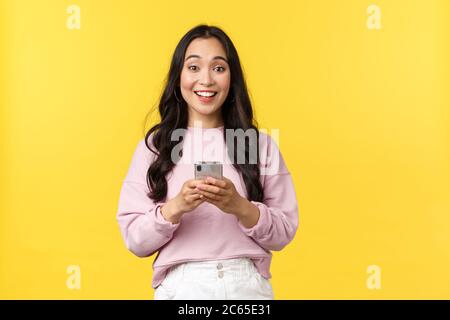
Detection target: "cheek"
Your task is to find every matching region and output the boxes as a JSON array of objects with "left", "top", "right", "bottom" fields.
[
  {"left": 180, "top": 72, "right": 195, "bottom": 90},
  {"left": 217, "top": 75, "right": 230, "bottom": 94},
  {"left": 180, "top": 80, "right": 195, "bottom": 102}
]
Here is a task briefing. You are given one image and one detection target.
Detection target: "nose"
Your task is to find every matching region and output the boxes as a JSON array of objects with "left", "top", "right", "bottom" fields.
[{"left": 199, "top": 69, "right": 214, "bottom": 86}]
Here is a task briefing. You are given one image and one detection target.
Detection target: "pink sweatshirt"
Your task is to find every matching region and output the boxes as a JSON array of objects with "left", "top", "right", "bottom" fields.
[{"left": 116, "top": 126, "right": 299, "bottom": 289}]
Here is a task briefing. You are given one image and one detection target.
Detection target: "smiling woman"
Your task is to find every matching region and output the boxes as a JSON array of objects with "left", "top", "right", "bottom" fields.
[
  {"left": 116, "top": 24, "right": 299, "bottom": 300},
  {"left": 143, "top": 25, "right": 262, "bottom": 205}
]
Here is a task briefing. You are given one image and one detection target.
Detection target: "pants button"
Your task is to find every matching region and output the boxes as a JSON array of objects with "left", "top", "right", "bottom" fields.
[
  {"left": 217, "top": 263, "right": 223, "bottom": 270},
  {"left": 218, "top": 271, "right": 224, "bottom": 278}
]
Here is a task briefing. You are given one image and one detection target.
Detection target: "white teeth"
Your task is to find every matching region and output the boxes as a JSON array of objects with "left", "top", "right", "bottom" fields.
[{"left": 195, "top": 91, "right": 216, "bottom": 97}]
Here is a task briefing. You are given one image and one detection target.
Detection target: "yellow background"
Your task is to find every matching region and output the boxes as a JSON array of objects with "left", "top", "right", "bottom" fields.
[{"left": 1, "top": 0, "right": 449, "bottom": 299}]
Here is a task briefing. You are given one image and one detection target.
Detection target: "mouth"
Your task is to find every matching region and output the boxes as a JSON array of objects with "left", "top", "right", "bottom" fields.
[
  {"left": 194, "top": 90, "right": 218, "bottom": 103},
  {"left": 194, "top": 91, "right": 218, "bottom": 97}
]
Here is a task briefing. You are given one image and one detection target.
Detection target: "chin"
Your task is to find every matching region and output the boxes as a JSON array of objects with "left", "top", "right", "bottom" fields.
[{"left": 191, "top": 104, "right": 221, "bottom": 114}]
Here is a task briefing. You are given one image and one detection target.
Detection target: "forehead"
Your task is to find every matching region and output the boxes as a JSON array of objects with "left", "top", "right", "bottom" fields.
[{"left": 184, "top": 37, "right": 227, "bottom": 60}]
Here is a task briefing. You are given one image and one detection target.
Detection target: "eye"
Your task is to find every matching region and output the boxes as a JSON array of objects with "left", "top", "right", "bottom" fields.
[{"left": 187, "top": 65, "right": 226, "bottom": 72}]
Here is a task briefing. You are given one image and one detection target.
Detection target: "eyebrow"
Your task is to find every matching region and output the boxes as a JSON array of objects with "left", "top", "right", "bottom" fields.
[{"left": 184, "top": 54, "right": 228, "bottom": 63}]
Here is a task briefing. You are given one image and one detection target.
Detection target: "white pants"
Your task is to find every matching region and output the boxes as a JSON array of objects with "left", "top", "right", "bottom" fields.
[{"left": 154, "top": 258, "right": 274, "bottom": 300}]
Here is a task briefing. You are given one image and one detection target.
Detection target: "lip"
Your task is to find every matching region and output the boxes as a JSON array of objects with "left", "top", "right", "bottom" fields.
[{"left": 194, "top": 90, "right": 217, "bottom": 104}]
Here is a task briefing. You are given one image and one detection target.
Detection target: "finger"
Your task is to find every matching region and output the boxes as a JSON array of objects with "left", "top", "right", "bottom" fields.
[
  {"left": 205, "top": 176, "right": 227, "bottom": 188},
  {"left": 186, "top": 193, "right": 203, "bottom": 202},
  {"left": 196, "top": 183, "right": 223, "bottom": 195},
  {"left": 193, "top": 197, "right": 206, "bottom": 205},
  {"left": 187, "top": 180, "right": 206, "bottom": 190},
  {"left": 185, "top": 187, "right": 203, "bottom": 196},
  {"left": 196, "top": 189, "right": 222, "bottom": 201},
  {"left": 194, "top": 194, "right": 207, "bottom": 204},
  {"left": 203, "top": 196, "right": 218, "bottom": 205}
]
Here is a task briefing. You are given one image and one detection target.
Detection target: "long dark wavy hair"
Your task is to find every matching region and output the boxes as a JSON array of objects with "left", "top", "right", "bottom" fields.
[{"left": 143, "top": 24, "right": 264, "bottom": 203}]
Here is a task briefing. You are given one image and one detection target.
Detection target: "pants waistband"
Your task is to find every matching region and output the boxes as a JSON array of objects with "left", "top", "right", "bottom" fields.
[{"left": 165, "top": 258, "right": 258, "bottom": 283}]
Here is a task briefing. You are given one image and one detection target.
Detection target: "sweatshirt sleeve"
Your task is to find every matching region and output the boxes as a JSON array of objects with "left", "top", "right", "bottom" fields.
[
  {"left": 237, "top": 132, "right": 299, "bottom": 251},
  {"left": 116, "top": 137, "right": 180, "bottom": 258}
]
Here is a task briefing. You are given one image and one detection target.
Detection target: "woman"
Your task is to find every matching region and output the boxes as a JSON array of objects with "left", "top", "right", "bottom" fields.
[{"left": 117, "top": 24, "right": 299, "bottom": 300}]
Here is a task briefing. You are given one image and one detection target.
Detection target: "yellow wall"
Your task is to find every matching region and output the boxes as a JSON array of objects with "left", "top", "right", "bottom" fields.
[{"left": 1, "top": 0, "right": 449, "bottom": 299}]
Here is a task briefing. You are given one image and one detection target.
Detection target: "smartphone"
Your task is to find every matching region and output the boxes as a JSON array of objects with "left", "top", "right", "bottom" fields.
[{"left": 194, "top": 161, "right": 223, "bottom": 181}]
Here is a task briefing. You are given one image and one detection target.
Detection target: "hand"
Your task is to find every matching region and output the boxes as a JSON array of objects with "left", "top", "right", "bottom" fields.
[
  {"left": 195, "top": 176, "right": 246, "bottom": 215},
  {"left": 161, "top": 179, "right": 205, "bottom": 223}
]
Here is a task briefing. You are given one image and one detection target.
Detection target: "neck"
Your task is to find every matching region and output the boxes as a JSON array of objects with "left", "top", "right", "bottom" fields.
[{"left": 188, "top": 110, "right": 223, "bottom": 129}]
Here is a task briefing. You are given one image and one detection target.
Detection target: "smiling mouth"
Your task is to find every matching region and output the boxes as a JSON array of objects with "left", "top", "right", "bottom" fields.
[{"left": 194, "top": 91, "right": 218, "bottom": 97}]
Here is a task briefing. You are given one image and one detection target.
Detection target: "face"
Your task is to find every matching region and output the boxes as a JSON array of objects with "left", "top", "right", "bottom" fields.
[{"left": 180, "top": 37, "right": 231, "bottom": 126}]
